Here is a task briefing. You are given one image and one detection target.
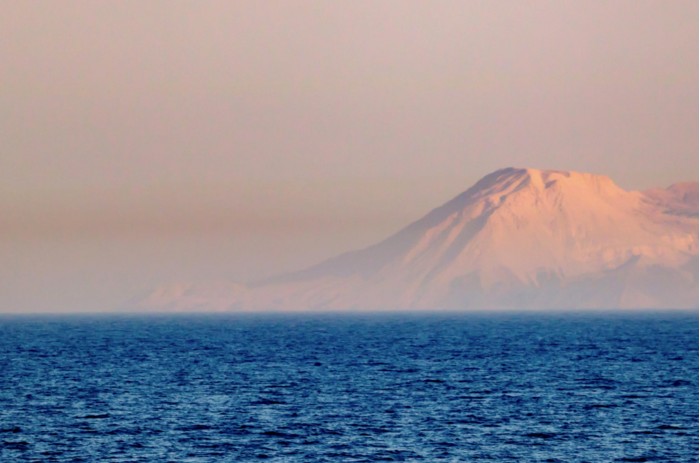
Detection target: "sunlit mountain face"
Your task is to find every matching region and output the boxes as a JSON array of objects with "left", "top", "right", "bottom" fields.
[{"left": 134, "top": 168, "right": 698, "bottom": 312}]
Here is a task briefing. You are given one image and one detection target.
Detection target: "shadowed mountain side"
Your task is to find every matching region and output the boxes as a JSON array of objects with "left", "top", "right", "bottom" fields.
[
  {"left": 644, "top": 182, "right": 699, "bottom": 217},
  {"left": 132, "top": 168, "right": 698, "bottom": 311}
]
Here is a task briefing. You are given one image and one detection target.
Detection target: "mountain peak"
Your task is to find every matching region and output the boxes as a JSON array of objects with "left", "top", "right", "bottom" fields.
[
  {"left": 473, "top": 167, "right": 618, "bottom": 195},
  {"left": 436, "top": 168, "right": 625, "bottom": 227},
  {"left": 133, "top": 168, "right": 698, "bottom": 312}
]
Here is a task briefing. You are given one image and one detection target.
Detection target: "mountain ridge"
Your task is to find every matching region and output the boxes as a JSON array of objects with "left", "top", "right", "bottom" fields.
[{"left": 132, "top": 168, "right": 698, "bottom": 312}]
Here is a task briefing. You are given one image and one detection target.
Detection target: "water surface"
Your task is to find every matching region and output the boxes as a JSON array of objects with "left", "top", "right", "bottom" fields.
[{"left": 0, "top": 312, "right": 697, "bottom": 462}]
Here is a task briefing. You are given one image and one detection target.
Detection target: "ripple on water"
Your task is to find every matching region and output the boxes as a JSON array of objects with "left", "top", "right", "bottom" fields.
[{"left": 0, "top": 312, "right": 696, "bottom": 462}]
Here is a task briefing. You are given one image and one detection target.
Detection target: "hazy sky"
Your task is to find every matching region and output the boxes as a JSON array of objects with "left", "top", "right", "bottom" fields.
[{"left": 2, "top": 1, "right": 697, "bottom": 312}]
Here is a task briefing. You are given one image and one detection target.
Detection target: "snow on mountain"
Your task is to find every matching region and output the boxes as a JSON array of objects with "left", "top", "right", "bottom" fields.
[
  {"left": 132, "top": 168, "right": 698, "bottom": 311},
  {"left": 644, "top": 182, "right": 698, "bottom": 217}
]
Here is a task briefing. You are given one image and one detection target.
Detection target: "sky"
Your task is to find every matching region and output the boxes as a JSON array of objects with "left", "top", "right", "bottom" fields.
[{"left": 1, "top": 1, "right": 697, "bottom": 313}]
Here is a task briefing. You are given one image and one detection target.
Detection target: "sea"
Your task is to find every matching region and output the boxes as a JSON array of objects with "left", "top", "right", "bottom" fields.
[{"left": 0, "top": 312, "right": 697, "bottom": 462}]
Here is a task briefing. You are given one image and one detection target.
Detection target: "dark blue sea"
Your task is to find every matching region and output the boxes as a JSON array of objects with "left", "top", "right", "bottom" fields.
[{"left": 0, "top": 312, "right": 697, "bottom": 462}]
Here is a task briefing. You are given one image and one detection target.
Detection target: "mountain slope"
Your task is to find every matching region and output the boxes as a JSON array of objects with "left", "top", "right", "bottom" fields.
[{"left": 133, "top": 168, "right": 698, "bottom": 311}]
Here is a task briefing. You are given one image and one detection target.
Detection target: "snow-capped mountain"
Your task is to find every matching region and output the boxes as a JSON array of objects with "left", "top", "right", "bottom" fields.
[{"left": 133, "top": 168, "right": 698, "bottom": 311}]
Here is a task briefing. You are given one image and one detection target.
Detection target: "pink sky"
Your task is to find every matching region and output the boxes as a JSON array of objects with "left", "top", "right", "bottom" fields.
[{"left": 1, "top": 1, "right": 697, "bottom": 312}]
